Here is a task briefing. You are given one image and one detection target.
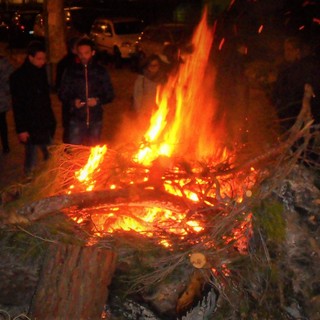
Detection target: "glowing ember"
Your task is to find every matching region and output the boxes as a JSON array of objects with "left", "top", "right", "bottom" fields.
[
  {"left": 67, "top": 203, "right": 205, "bottom": 247},
  {"left": 222, "top": 212, "right": 253, "bottom": 254},
  {"left": 218, "top": 37, "right": 225, "bottom": 50}
]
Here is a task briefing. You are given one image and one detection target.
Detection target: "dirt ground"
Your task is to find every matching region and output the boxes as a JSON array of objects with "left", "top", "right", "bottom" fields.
[{"left": 0, "top": 42, "right": 279, "bottom": 191}]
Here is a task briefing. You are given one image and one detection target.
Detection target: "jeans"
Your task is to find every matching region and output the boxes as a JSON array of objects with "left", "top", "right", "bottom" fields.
[
  {"left": 24, "top": 141, "right": 50, "bottom": 175},
  {"left": 68, "top": 120, "right": 102, "bottom": 146}
]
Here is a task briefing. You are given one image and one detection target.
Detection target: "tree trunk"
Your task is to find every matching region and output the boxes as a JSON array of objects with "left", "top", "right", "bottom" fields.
[
  {"left": 44, "top": 0, "right": 67, "bottom": 86},
  {"left": 30, "top": 243, "right": 116, "bottom": 320}
]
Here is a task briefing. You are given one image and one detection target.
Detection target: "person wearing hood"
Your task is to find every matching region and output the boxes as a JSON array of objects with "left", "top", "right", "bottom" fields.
[
  {"left": 133, "top": 54, "right": 167, "bottom": 124},
  {"left": 10, "top": 41, "right": 56, "bottom": 178}
]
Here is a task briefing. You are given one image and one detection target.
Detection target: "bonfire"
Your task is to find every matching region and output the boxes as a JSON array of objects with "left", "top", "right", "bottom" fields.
[{"left": 1, "top": 8, "right": 318, "bottom": 320}]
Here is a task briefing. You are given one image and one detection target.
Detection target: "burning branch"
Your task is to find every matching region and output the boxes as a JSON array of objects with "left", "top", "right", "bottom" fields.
[{"left": 10, "top": 186, "right": 193, "bottom": 223}]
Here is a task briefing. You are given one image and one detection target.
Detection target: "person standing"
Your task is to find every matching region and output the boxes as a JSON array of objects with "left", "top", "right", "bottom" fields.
[
  {"left": 133, "top": 54, "right": 167, "bottom": 121},
  {"left": 58, "top": 38, "right": 114, "bottom": 146},
  {"left": 214, "top": 37, "right": 250, "bottom": 146},
  {"left": 0, "top": 55, "right": 14, "bottom": 154},
  {"left": 55, "top": 37, "right": 79, "bottom": 143},
  {"left": 10, "top": 41, "right": 56, "bottom": 177}
]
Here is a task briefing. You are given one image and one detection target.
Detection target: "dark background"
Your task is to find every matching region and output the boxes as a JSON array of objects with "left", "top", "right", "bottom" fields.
[{"left": 0, "top": 0, "right": 319, "bottom": 60}]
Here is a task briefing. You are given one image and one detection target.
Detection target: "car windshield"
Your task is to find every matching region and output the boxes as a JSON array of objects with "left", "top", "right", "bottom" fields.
[{"left": 114, "top": 21, "right": 143, "bottom": 35}]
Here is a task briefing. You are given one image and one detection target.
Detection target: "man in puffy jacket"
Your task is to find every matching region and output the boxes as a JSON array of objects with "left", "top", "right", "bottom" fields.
[
  {"left": 58, "top": 38, "right": 114, "bottom": 146},
  {"left": 10, "top": 41, "right": 56, "bottom": 177}
]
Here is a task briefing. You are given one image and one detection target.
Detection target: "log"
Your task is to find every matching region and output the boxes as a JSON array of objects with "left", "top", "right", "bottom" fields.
[
  {"left": 16, "top": 186, "right": 193, "bottom": 222},
  {"left": 30, "top": 243, "right": 116, "bottom": 320}
]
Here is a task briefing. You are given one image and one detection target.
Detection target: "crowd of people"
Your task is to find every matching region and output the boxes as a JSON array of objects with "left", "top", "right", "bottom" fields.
[
  {"left": 1, "top": 33, "right": 320, "bottom": 179},
  {"left": 1, "top": 37, "right": 176, "bottom": 179}
]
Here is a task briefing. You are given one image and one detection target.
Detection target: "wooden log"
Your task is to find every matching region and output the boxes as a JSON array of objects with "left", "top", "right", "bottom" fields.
[
  {"left": 16, "top": 186, "right": 193, "bottom": 222},
  {"left": 30, "top": 243, "right": 116, "bottom": 320}
]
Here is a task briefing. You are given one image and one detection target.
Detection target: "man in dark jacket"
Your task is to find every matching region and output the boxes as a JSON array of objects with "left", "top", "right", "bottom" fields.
[
  {"left": 58, "top": 38, "right": 114, "bottom": 146},
  {"left": 10, "top": 41, "right": 56, "bottom": 177}
]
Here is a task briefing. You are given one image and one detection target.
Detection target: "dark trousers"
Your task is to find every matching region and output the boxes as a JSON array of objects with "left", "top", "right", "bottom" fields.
[
  {"left": 69, "top": 120, "right": 102, "bottom": 146},
  {"left": 0, "top": 111, "right": 9, "bottom": 152},
  {"left": 24, "top": 141, "right": 49, "bottom": 174},
  {"left": 62, "top": 102, "right": 70, "bottom": 144}
]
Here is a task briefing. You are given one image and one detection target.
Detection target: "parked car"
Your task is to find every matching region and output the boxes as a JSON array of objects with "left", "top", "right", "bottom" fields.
[
  {"left": 135, "top": 22, "right": 194, "bottom": 66},
  {"left": 90, "top": 16, "right": 144, "bottom": 67}
]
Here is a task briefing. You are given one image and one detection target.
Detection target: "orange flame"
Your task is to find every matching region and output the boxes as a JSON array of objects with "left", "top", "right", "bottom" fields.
[
  {"left": 135, "top": 11, "right": 226, "bottom": 166},
  {"left": 67, "top": 205, "right": 205, "bottom": 248},
  {"left": 68, "top": 145, "right": 107, "bottom": 193}
]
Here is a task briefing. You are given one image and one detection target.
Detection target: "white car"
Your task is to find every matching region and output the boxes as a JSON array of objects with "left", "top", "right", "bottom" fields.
[
  {"left": 90, "top": 17, "right": 144, "bottom": 66},
  {"left": 135, "top": 23, "right": 194, "bottom": 65}
]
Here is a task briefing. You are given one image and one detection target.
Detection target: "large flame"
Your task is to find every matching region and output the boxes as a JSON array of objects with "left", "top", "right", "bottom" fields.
[{"left": 135, "top": 11, "right": 226, "bottom": 166}]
